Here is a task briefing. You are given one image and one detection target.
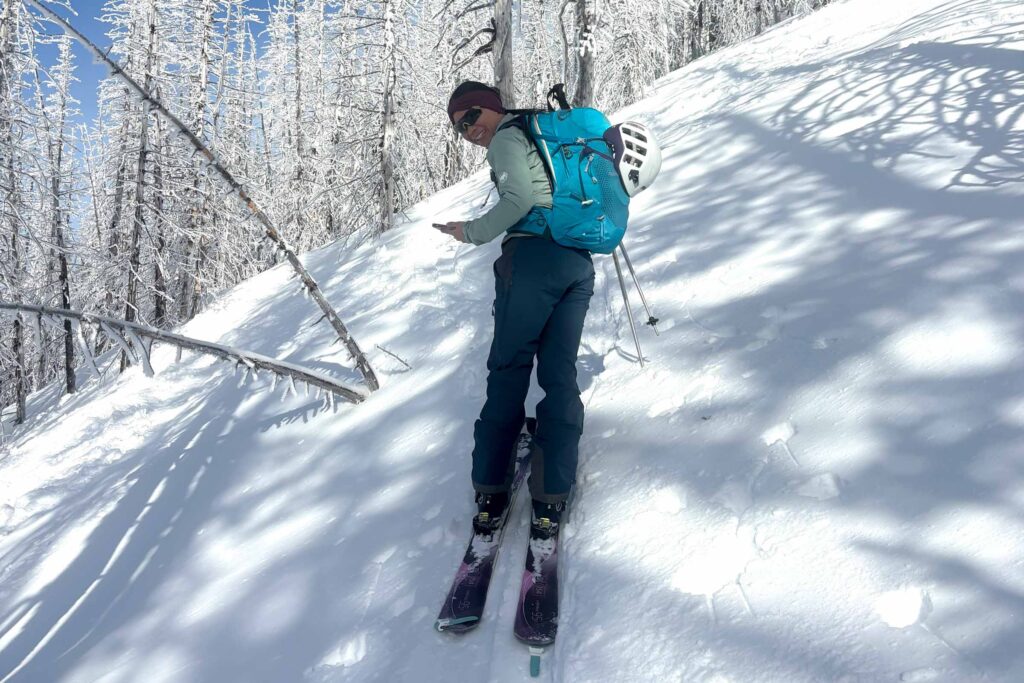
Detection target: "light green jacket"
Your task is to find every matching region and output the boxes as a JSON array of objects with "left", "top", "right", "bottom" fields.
[{"left": 463, "top": 114, "right": 554, "bottom": 245}]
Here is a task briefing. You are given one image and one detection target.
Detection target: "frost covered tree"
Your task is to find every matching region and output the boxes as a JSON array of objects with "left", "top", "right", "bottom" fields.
[
  {"left": 122, "top": 2, "right": 157, "bottom": 363},
  {"left": 34, "top": 35, "right": 81, "bottom": 392},
  {"left": 80, "top": 0, "right": 258, "bottom": 333},
  {"left": 0, "top": 1, "right": 71, "bottom": 420},
  {"left": 86, "top": 0, "right": 152, "bottom": 329},
  {"left": 0, "top": 0, "right": 32, "bottom": 422},
  {"left": 322, "top": 0, "right": 441, "bottom": 236},
  {"left": 679, "top": 0, "right": 832, "bottom": 65},
  {"left": 263, "top": 0, "right": 314, "bottom": 245},
  {"left": 175, "top": 0, "right": 222, "bottom": 319}
]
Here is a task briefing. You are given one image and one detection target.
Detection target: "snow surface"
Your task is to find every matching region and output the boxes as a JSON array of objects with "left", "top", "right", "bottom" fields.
[{"left": 2, "top": 0, "right": 1023, "bottom": 680}]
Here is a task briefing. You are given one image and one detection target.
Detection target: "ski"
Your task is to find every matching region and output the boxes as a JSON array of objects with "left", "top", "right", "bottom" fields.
[
  {"left": 434, "top": 418, "right": 535, "bottom": 634},
  {"left": 514, "top": 515, "right": 561, "bottom": 678}
]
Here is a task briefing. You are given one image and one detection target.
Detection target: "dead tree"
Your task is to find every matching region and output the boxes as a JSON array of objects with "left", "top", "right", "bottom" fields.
[
  {"left": 558, "top": 0, "right": 595, "bottom": 107},
  {"left": 1, "top": 1, "right": 27, "bottom": 424},
  {"left": 492, "top": 0, "right": 513, "bottom": 104},
  {"left": 0, "top": 303, "right": 368, "bottom": 408},
  {"left": 42, "top": 38, "right": 78, "bottom": 394},
  {"left": 124, "top": 4, "right": 158, "bottom": 371},
  {"left": 445, "top": 0, "right": 513, "bottom": 105},
  {"left": 380, "top": 0, "right": 397, "bottom": 235}
]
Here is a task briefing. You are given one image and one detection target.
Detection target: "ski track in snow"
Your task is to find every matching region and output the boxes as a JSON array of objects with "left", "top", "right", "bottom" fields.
[{"left": 3, "top": 0, "right": 1024, "bottom": 680}]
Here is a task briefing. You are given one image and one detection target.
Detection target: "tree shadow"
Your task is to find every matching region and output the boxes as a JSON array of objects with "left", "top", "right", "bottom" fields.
[
  {"left": 565, "top": 2, "right": 1024, "bottom": 676},
  {"left": 1, "top": 1, "right": 1022, "bottom": 680}
]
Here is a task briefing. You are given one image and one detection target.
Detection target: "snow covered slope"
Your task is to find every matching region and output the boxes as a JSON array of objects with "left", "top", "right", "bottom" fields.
[{"left": 2, "top": 0, "right": 1023, "bottom": 680}]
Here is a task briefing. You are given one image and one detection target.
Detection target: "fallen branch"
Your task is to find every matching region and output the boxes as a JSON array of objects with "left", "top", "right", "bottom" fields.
[
  {"left": 375, "top": 343, "right": 412, "bottom": 370},
  {"left": 0, "top": 303, "right": 367, "bottom": 405}
]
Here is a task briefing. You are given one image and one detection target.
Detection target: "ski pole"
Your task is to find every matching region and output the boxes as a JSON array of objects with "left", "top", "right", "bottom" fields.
[
  {"left": 612, "top": 250, "right": 644, "bottom": 367},
  {"left": 617, "top": 243, "right": 659, "bottom": 335}
]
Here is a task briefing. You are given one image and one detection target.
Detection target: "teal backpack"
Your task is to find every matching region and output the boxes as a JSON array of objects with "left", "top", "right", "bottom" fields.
[{"left": 499, "top": 97, "right": 630, "bottom": 254}]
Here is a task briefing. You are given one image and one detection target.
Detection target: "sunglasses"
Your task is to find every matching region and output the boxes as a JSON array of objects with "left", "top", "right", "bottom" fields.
[{"left": 454, "top": 107, "right": 482, "bottom": 134}]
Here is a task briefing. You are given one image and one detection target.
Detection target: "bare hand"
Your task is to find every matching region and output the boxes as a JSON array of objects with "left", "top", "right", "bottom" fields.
[{"left": 434, "top": 221, "right": 467, "bottom": 243}]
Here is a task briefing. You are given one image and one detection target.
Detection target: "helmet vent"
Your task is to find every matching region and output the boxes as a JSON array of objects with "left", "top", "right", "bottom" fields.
[{"left": 603, "top": 119, "right": 661, "bottom": 198}]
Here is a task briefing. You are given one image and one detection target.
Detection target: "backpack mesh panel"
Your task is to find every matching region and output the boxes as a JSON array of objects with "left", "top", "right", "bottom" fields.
[{"left": 589, "top": 153, "right": 629, "bottom": 231}]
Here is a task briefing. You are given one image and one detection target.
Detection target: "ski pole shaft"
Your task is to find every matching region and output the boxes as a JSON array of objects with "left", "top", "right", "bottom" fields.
[
  {"left": 613, "top": 251, "right": 644, "bottom": 367},
  {"left": 617, "top": 244, "right": 659, "bottom": 335}
]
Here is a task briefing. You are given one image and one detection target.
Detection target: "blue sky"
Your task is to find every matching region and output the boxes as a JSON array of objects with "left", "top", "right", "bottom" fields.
[
  {"left": 37, "top": 1, "right": 274, "bottom": 131},
  {"left": 33, "top": 0, "right": 110, "bottom": 129}
]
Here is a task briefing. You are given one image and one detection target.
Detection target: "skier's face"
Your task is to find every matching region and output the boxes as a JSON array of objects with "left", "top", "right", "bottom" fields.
[{"left": 453, "top": 107, "right": 499, "bottom": 148}]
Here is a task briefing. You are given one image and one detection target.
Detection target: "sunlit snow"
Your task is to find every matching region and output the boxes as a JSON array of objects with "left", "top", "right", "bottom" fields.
[{"left": 2, "top": 0, "right": 1023, "bottom": 680}]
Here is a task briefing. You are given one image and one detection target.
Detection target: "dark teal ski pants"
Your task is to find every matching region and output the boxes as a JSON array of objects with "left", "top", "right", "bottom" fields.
[{"left": 472, "top": 237, "right": 595, "bottom": 504}]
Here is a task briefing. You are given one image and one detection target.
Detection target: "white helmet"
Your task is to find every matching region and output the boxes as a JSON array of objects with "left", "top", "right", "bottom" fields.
[{"left": 604, "top": 121, "right": 662, "bottom": 197}]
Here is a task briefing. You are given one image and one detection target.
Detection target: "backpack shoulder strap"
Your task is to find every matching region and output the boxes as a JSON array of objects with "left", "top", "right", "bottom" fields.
[
  {"left": 498, "top": 114, "right": 529, "bottom": 133},
  {"left": 503, "top": 107, "right": 547, "bottom": 117},
  {"left": 499, "top": 113, "right": 556, "bottom": 192}
]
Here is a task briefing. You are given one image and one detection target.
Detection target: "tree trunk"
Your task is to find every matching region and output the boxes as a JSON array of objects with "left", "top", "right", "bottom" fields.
[
  {"left": 180, "top": 0, "right": 216, "bottom": 322},
  {"left": 51, "top": 126, "right": 75, "bottom": 394},
  {"left": 290, "top": 0, "right": 308, "bottom": 245},
  {"left": 58, "top": 239, "right": 74, "bottom": 393},
  {"left": 380, "top": 0, "right": 397, "bottom": 235},
  {"left": 12, "top": 317, "right": 25, "bottom": 424},
  {"left": 574, "top": 0, "right": 595, "bottom": 108},
  {"left": 1, "top": 2, "right": 27, "bottom": 422},
  {"left": 122, "top": 8, "right": 157, "bottom": 369},
  {"left": 104, "top": 131, "right": 130, "bottom": 322},
  {"left": 189, "top": 234, "right": 210, "bottom": 318},
  {"left": 7, "top": 218, "right": 26, "bottom": 423},
  {"left": 442, "top": 130, "right": 462, "bottom": 186},
  {"left": 152, "top": 125, "right": 168, "bottom": 329},
  {"left": 493, "top": 0, "right": 514, "bottom": 106},
  {"left": 691, "top": 0, "right": 705, "bottom": 61},
  {"left": 6, "top": 193, "right": 25, "bottom": 423}
]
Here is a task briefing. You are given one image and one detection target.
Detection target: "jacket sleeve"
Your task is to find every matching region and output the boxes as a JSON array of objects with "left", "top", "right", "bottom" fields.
[{"left": 463, "top": 130, "right": 536, "bottom": 245}]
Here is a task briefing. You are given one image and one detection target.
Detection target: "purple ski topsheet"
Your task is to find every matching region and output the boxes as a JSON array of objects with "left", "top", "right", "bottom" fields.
[
  {"left": 435, "top": 426, "right": 533, "bottom": 633},
  {"left": 435, "top": 535, "right": 501, "bottom": 632},
  {"left": 513, "top": 532, "right": 560, "bottom": 645}
]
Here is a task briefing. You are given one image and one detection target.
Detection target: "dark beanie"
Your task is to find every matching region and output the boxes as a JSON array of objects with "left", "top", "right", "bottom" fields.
[{"left": 447, "top": 81, "right": 505, "bottom": 122}]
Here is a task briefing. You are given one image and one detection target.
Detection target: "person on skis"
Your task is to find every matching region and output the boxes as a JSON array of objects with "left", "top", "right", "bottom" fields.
[{"left": 435, "top": 81, "right": 595, "bottom": 537}]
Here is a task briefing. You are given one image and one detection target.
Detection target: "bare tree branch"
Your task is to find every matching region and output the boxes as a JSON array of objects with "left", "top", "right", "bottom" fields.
[
  {"left": 456, "top": 1, "right": 495, "bottom": 20},
  {"left": 451, "top": 23, "right": 495, "bottom": 72}
]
